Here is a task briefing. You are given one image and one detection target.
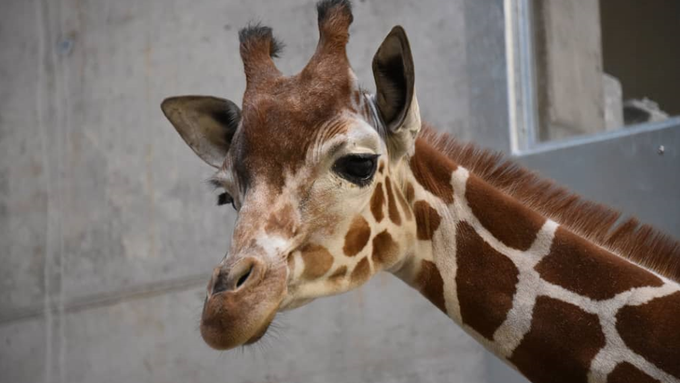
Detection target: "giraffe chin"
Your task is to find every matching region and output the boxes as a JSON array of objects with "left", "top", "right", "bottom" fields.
[
  {"left": 244, "top": 311, "right": 276, "bottom": 345},
  {"left": 200, "top": 290, "right": 282, "bottom": 350},
  {"left": 199, "top": 263, "right": 286, "bottom": 351}
]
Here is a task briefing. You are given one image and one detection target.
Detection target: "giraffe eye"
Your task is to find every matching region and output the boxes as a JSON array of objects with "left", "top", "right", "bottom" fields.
[
  {"left": 333, "top": 153, "right": 380, "bottom": 187},
  {"left": 217, "top": 192, "right": 236, "bottom": 210}
]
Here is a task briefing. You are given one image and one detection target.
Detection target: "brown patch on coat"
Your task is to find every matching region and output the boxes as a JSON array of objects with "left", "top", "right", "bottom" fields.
[
  {"left": 378, "top": 161, "right": 385, "bottom": 174},
  {"left": 415, "top": 260, "right": 446, "bottom": 313},
  {"left": 413, "top": 200, "right": 442, "bottom": 240},
  {"left": 343, "top": 215, "right": 370, "bottom": 256},
  {"left": 384, "top": 177, "right": 401, "bottom": 225},
  {"left": 395, "top": 186, "right": 413, "bottom": 221},
  {"left": 371, "top": 230, "right": 399, "bottom": 268},
  {"left": 536, "top": 227, "right": 663, "bottom": 300},
  {"left": 370, "top": 183, "right": 385, "bottom": 222},
  {"left": 350, "top": 257, "right": 371, "bottom": 285},
  {"left": 264, "top": 203, "right": 297, "bottom": 237},
  {"left": 418, "top": 125, "right": 680, "bottom": 283},
  {"left": 607, "top": 362, "right": 660, "bottom": 383},
  {"left": 409, "top": 138, "right": 455, "bottom": 204},
  {"left": 299, "top": 244, "right": 334, "bottom": 280},
  {"left": 456, "top": 221, "right": 519, "bottom": 340},
  {"left": 405, "top": 182, "right": 415, "bottom": 204},
  {"left": 509, "top": 296, "right": 605, "bottom": 383},
  {"left": 616, "top": 291, "right": 680, "bottom": 379},
  {"left": 466, "top": 175, "right": 545, "bottom": 251}
]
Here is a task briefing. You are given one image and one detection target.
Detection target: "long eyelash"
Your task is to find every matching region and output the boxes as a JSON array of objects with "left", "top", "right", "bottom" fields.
[
  {"left": 217, "top": 192, "right": 232, "bottom": 206},
  {"left": 207, "top": 178, "right": 223, "bottom": 189}
]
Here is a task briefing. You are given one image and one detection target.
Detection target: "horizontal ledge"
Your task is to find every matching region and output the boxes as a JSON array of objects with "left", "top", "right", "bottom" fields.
[
  {"left": 0, "top": 273, "right": 207, "bottom": 326},
  {"left": 513, "top": 117, "right": 680, "bottom": 157}
]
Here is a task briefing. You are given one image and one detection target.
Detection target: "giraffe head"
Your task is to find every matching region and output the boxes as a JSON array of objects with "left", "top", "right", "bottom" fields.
[{"left": 161, "top": 0, "right": 421, "bottom": 350}]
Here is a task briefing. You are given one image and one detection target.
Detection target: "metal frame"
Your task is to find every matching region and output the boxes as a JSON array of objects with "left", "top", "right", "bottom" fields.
[
  {"left": 504, "top": 0, "right": 539, "bottom": 153},
  {"left": 519, "top": 116, "right": 680, "bottom": 156},
  {"left": 504, "top": 0, "right": 680, "bottom": 158}
]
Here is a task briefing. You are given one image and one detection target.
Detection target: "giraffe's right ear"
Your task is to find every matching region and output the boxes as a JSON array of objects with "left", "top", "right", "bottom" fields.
[
  {"left": 372, "top": 26, "right": 421, "bottom": 158},
  {"left": 161, "top": 96, "right": 241, "bottom": 168}
]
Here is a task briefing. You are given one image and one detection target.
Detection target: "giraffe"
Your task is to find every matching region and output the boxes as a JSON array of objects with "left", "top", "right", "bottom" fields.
[{"left": 160, "top": 1, "right": 680, "bottom": 382}]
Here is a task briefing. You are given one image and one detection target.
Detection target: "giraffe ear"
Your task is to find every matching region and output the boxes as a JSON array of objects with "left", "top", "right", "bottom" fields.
[
  {"left": 372, "top": 26, "right": 421, "bottom": 157},
  {"left": 161, "top": 96, "right": 241, "bottom": 168}
]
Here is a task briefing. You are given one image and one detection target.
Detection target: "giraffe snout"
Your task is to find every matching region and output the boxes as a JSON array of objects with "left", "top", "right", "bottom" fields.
[{"left": 200, "top": 254, "right": 286, "bottom": 350}]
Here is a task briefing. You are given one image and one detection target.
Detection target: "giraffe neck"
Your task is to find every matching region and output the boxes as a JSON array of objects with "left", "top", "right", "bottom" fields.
[{"left": 394, "top": 138, "right": 680, "bottom": 383}]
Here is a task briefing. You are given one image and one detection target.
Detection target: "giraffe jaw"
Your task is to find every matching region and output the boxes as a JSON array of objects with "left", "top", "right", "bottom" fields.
[{"left": 279, "top": 296, "right": 316, "bottom": 311}]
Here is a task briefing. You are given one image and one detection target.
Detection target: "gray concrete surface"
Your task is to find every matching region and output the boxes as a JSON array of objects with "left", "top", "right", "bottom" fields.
[
  {"left": 1, "top": 277, "right": 488, "bottom": 383},
  {"left": 1, "top": 0, "right": 513, "bottom": 382},
  {"left": 533, "top": 0, "right": 605, "bottom": 141}
]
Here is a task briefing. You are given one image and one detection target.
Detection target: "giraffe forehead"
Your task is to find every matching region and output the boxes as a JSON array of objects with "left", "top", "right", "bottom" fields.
[
  {"left": 229, "top": 76, "right": 353, "bottom": 185},
  {"left": 241, "top": 71, "right": 356, "bottom": 123},
  {"left": 229, "top": 115, "right": 345, "bottom": 190},
  {"left": 228, "top": 109, "right": 381, "bottom": 195}
]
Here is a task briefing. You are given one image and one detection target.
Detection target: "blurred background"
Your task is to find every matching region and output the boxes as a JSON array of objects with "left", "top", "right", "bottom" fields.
[{"left": 1, "top": 0, "right": 678, "bottom": 382}]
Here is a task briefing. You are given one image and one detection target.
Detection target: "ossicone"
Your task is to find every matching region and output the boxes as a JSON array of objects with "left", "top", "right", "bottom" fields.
[
  {"left": 238, "top": 22, "right": 284, "bottom": 85},
  {"left": 304, "top": 0, "right": 354, "bottom": 75},
  {"left": 317, "top": 0, "right": 353, "bottom": 42}
]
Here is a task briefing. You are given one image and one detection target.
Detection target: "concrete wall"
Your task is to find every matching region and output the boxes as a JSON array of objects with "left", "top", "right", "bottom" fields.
[
  {"left": 533, "top": 0, "right": 606, "bottom": 141},
  {"left": 0, "top": 0, "right": 512, "bottom": 382}
]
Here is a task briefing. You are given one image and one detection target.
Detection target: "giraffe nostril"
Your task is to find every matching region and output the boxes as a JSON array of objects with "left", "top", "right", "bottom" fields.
[
  {"left": 210, "top": 258, "right": 261, "bottom": 295},
  {"left": 236, "top": 265, "right": 253, "bottom": 288}
]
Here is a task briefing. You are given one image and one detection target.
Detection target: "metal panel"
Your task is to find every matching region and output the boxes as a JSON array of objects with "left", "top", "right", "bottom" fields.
[{"left": 518, "top": 118, "right": 680, "bottom": 239}]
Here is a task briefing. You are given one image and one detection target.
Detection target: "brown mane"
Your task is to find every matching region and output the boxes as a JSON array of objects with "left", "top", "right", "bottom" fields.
[{"left": 419, "top": 125, "right": 680, "bottom": 283}]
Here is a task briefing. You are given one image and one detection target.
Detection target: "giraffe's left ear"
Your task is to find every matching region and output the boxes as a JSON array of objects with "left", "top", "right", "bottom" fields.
[{"left": 372, "top": 26, "right": 421, "bottom": 158}]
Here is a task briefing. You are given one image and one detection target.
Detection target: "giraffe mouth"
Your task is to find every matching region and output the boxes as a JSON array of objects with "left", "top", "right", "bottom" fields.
[{"left": 244, "top": 309, "right": 278, "bottom": 345}]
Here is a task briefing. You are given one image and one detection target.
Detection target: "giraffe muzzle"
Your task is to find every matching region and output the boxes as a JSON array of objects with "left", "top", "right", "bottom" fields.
[{"left": 200, "top": 256, "right": 287, "bottom": 350}]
